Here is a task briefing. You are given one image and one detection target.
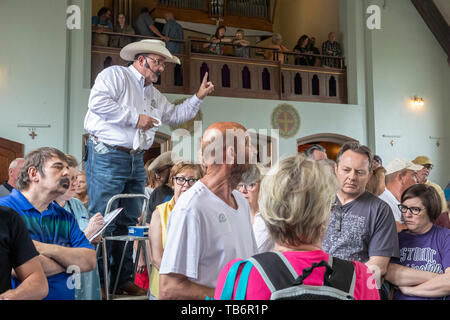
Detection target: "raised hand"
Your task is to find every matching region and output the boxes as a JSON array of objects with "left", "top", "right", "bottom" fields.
[{"left": 197, "top": 72, "right": 215, "bottom": 100}]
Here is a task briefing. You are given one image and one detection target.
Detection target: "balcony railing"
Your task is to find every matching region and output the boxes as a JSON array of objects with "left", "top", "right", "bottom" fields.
[{"left": 91, "top": 32, "right": 347, "bottom": 104}]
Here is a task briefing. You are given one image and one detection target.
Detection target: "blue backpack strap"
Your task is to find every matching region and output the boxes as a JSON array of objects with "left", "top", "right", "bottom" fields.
[
  {"left": 234, "top": 261, "right": 254, "bottom": 300},
  {"left": 220, "top": 260, "right": 248, "bottom": 300}
]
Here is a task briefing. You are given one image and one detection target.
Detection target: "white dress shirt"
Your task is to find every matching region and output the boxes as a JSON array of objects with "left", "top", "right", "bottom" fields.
[{"left": 84, "top": 65, "right": 203, "bottom": 150}]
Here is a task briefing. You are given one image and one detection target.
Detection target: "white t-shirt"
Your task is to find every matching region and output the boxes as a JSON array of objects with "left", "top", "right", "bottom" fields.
[
  {"left": 379, "top": 188, "right": 402, "bottom": 222},
  {"left": 253, "top": 213, "right": 274, "bottom": 253},
  {"left": 159, "top": 181, "right": 258, "bottom": 288}
]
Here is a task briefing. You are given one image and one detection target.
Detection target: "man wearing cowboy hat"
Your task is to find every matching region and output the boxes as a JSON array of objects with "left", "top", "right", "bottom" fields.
[{"left": 84, "top": 39, "right": 214, "bottom": 297}]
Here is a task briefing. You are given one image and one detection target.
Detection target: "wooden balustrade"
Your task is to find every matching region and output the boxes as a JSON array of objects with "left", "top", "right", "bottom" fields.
[{"left": 91, "top": 33, "right": 347, "bottom": 104}]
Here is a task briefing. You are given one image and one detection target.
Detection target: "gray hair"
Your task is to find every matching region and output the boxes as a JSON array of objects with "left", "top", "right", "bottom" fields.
[
  {"left": 9, "top": 158, "right": 24, "bottom": 170},
  {"left": 259, "top": 154, "right": 339, "bottom": 247},
  {"left": 304, "top": 144, "right": 327, "bottom": 159}
]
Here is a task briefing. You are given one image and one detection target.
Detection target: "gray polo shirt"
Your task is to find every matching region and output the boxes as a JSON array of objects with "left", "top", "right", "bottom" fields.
[
  {"left": 134, "top": 13, "right": 156, "bottom": 37},
  {"left": 322, "top": 191, "right": 400, "bottom": 263}
]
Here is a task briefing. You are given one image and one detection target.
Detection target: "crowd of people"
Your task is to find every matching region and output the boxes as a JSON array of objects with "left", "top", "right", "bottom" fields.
[
  {"left": 1, "top": 37, "right": 448, "bottom": 302},
  {"left": 92, "top": 7, "right": 342, "bottom": 68}
]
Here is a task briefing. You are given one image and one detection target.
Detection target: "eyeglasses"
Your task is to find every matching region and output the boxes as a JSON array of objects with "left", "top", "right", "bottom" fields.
[
  {"left": 398, "top": 204, "right": 425, "bottom": 215},
  {"left": 146, "top": 56, "right": 166, "bottom": 69},
  {"left": 423, "top": 164, "right": 433, "bottom": 170},
  {"left": 237, "top": 182, "right": 258, "bottom": 191},
  {"left": 173, "top": 176, "right": 198, "bottom": 187}
]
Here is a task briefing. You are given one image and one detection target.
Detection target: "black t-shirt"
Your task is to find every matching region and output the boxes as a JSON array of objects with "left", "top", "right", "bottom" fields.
[
  {"left": 145, "top": 185, "right": 174, "bottom": 224},
  {"left": 0, "top": 205, "right": 39, "bottom": 294}
]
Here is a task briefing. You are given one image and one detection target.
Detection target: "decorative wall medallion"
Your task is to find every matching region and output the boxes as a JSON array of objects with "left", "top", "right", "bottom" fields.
[
  {"left": 271, "top": 104, "right": 301, "bottom": 138},
  {"left": 170, "top": 98, "right": 203, "bottom": 134}
]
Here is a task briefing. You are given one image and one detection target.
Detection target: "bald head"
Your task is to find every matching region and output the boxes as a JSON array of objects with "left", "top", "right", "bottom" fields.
[
  {"left": 164, "top": 12, "right": 174, "bottom": 21},
  {"left": 202, "top": 121, "right": 258, "bottom": 165}
]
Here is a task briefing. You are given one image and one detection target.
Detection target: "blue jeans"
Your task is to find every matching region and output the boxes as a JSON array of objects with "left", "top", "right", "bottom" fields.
[{"left": 85, "top": 138, "right": 146, "bottom": 288}]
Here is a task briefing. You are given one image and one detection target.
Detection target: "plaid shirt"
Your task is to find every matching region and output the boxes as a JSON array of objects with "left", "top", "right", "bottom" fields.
[{"left": 322, "top": 40, "right": 342, "bottom": 68}]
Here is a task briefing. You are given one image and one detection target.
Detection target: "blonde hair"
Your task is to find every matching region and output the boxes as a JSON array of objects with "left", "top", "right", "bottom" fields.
[
  {"left": 168, "top": 162, "right": 204, "bottom": 188},
  {"left": 259, "top": 154, "right": 339, "bottom": 247}
]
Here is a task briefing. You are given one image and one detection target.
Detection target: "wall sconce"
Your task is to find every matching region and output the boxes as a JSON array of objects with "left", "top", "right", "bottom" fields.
[{"left": 412, "top": 96, "right": 425, "bottom": 108}]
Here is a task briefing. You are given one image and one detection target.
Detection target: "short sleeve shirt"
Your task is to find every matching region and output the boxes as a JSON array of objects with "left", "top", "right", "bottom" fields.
[
  {"left": 134, "top": 13, "right": 156, "bottom": 37},
  {"left": 0, "top": 205, "right": 39, "bottom": 295},
  {"left": 392, "top": 225, "right": 450, "bottom": 300},
  {"left": 159, "top": 181, "right": 257, "bottom": 288},
  {"left": 322, "top": 191, "right": 400, "bottom": 262},
  {"left": 0, "top": 190, "right": 94, "bottom": 300}
]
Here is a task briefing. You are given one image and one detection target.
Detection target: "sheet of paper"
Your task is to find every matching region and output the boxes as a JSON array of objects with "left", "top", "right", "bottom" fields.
[{"left": 88, "top": 208, "right": 123, "bottom": 242}]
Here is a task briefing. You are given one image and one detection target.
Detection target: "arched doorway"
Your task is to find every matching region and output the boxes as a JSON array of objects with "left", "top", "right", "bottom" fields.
[{"left": 297, "top": 133, "right": 359, "bottom": 161}]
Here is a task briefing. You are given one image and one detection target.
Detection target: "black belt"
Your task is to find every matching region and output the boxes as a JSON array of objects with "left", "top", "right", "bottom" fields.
[{"left": 90, "top": 135, "right": 143, "bottom": 154}]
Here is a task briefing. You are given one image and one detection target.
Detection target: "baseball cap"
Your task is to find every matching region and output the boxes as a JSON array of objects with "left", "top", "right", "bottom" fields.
[
  {"left": 385, "top": 158, "right": 423, "bottom": 175},
  {"left": 412, "top": 156, "right": 433, "bottom": 166}
]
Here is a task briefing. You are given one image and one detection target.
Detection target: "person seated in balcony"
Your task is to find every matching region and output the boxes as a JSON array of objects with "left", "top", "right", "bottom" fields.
[
  {"left": 135, "top": 7, "right": 169, "bottom": 42},
  {"left": 307, "top": 37, "right": 321, "bottom": 67},
  {"left": 233, "top": 29, "right": 250, "bottom": 58},
  {"left": 293, "top": 34, "right": 311, "bottom": 66},
  {"left": 92, "top": 7, "right": 113, "bottom": 47},
  {"left": 162, "top": 12, "right": 184, "bottom": 54},
  {"left": 322, "top": 32, "right": 342, "bottom": 68},
  {"left": 264, "top": 33, "right": 289, "bottom": 63},
  {"left": 203, "top": 25, "right": 232, "bottom": 55},
  {"left": 110, "top": 13, "right": 135, "bottom": 49}
]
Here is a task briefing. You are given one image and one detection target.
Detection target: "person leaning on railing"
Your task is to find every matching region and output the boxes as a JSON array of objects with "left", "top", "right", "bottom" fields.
[
  {"left": 110, "top": 13, "right": 135, "bottom": 48},
  {"left": 203, "top": 25, "right": 233, "bottom": 55},
  {"left": 92, "top": 7, "right": 113, "bottom": 47},
  {"left": 264, "top": 33, "right": 289, "bottom": 63}
]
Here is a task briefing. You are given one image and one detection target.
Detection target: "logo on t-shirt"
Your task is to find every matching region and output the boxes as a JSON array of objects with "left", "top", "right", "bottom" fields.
[{"left": 218, "top": 213, "right": 227, "bottom": 223}]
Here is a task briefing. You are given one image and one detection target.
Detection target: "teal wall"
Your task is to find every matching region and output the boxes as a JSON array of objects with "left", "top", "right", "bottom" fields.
[
  {"left": 0, "top": 0, "right": 69, "bottom": 152},
  {"left": 0, "top": 0, "right": 448, "bottom": 187},
  {"left": 365, "top": 0, "right": 450, "bottom": 187}
]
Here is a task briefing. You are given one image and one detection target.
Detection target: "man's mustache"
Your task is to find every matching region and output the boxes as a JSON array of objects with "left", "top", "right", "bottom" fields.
[{"left": 59, "top": 177, "right": 70, "bottom": 189}]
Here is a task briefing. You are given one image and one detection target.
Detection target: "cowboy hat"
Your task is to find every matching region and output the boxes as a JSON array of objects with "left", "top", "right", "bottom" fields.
[{"left": 120, "top": 39, "right": 181, "bottom": 64}]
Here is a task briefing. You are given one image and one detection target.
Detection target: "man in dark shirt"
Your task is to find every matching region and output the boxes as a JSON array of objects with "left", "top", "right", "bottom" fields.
[
  {"left": 0, "top": 205, "right": 48, "bottom": 300},
  {"left": 135, "top": 7, "right": 168, "bottom": 41},
  {"left": 322, "top": 142, "right": 399, "bottom": 297},
  {"left": 162, "top": 12, "right": 184, "bottom": 54},
  {"left": 322, "top": 32, "right": 342, "bottom": 68},
  {"left": 0, "top": 158, "right": 24, "bottom": 198}
]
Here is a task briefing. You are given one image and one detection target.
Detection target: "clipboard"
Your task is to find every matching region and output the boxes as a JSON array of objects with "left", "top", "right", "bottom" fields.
[{"left": 89, "top": 207, "right": 123, "bottom": 242}]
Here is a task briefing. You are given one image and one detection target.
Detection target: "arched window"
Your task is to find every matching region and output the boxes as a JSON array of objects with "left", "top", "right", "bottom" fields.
[
  {"left": 312, "top": 75, "right": 320, "bottom": 96},
  {"left": 262, "top": 68, "right": 270, "bottom": 91},
  {"left": 222, "top": 65, "right": 230, "bottom": 88},
  {"left": 200, "top": 63, "right": 209, "bottom": 84},
  {"left": 242, "top": 66, "right": 251, "bottom": 89},
  {"left": 294, "top": 73, "right": 302, "bottom": 95},
  {"left": 329, "top": 76, "right": 337, "bottom": 97}
]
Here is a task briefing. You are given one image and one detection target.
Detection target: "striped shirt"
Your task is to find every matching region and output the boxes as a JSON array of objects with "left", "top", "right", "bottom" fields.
[{"left": 0, "top": 189, "right": 94, "bottom": 300}]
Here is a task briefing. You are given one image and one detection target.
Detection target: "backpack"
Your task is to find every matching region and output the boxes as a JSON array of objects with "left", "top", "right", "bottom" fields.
[{"left": 220, "top": 251, "right": 356, "bottom": 300}]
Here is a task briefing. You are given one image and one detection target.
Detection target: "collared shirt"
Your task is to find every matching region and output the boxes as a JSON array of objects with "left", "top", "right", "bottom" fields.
[
  {"left": 379, "top": 188, "right": 402, "bottom": 222},
  {"left": 162, "top": 20, "right": 184, "bottom": 54},
  {"left": 0, "top": 189, "right": 94, "bottom": 300},
  {"left": 0, "top": 182, "right": 13, "bottom": 198},
  {"left": 84, "top": 65, "right": 203, "bottom": 149}
]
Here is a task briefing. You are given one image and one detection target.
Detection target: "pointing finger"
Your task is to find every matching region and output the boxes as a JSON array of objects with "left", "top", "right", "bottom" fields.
[{"left": 202, "top": 72, "right": 208, "bottom": 85}]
